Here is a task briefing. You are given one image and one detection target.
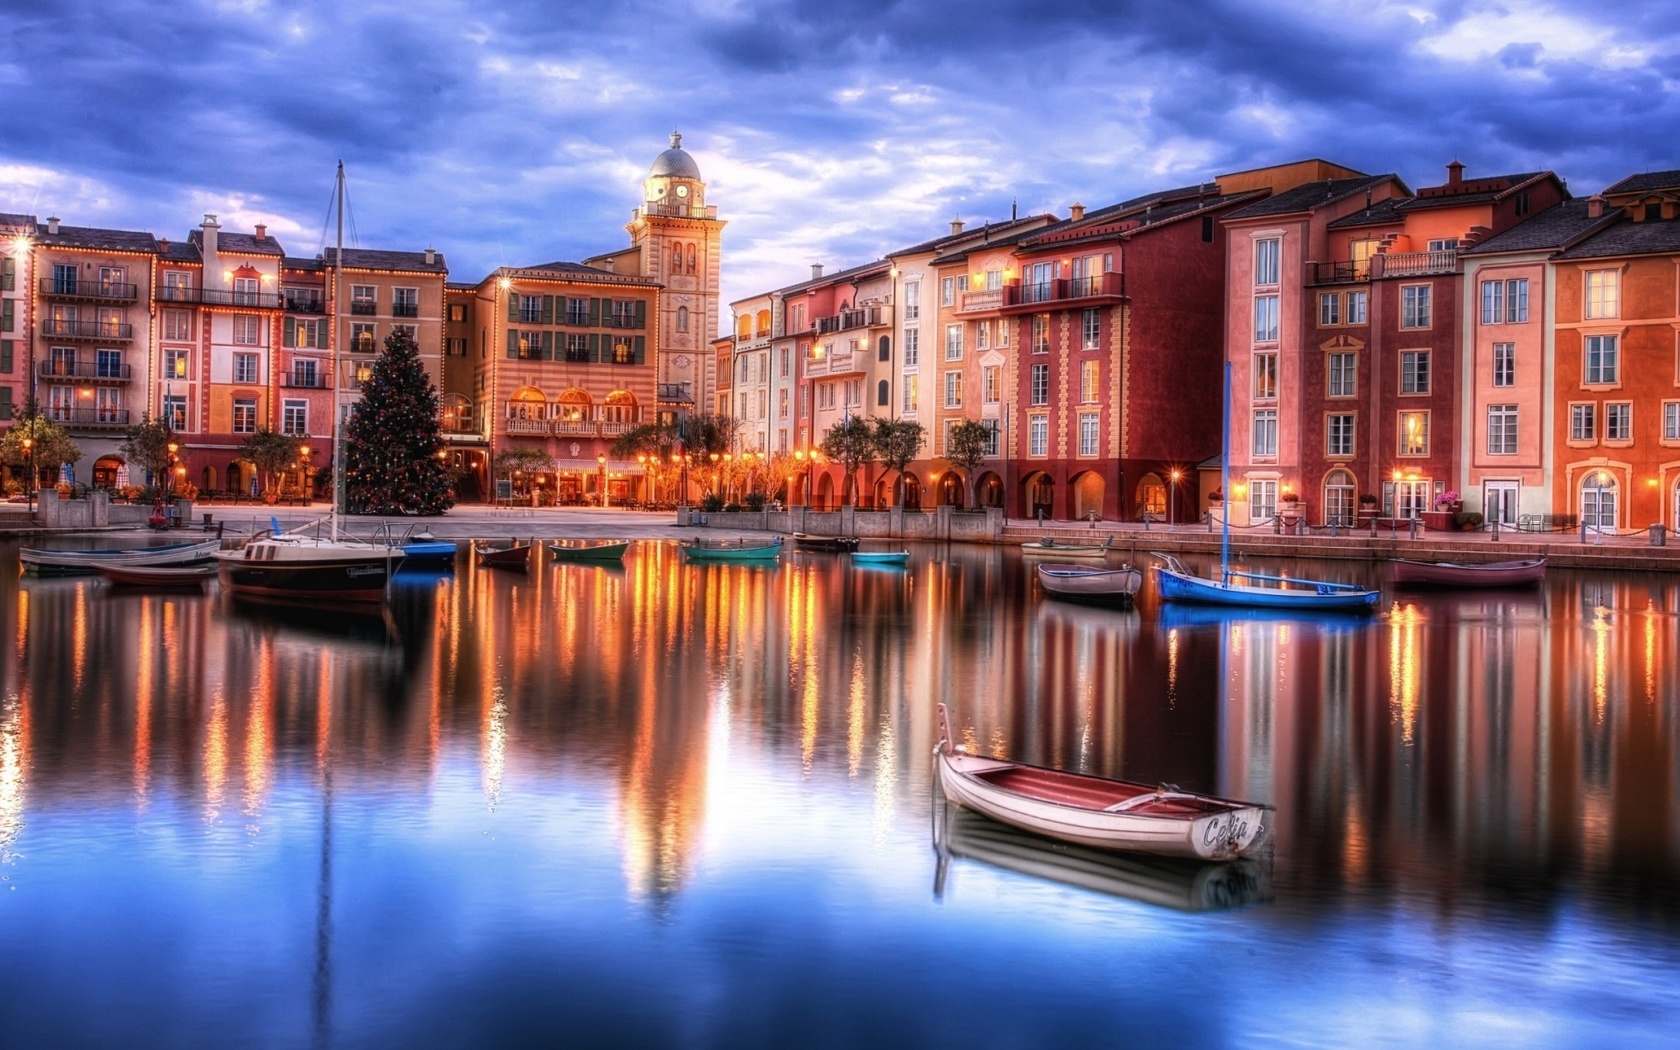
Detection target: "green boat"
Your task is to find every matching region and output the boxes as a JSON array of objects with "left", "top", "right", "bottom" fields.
[
  {"left": 548, "top": 539, "right": 631, "bottom": 563},
  {"left": 679, "top": 537, "right": 784, "bottom": 563}
]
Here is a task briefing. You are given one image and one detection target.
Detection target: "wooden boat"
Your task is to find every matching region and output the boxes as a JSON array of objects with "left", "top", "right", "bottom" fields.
[
  {"left": 21, "top": 538, "right": 224, "bottom": 575},
  {"left": 1155, "top": 553, "right": 1380, "bottom": 612},
  {"left": 680, "top": 537, "right": 783, "bottom": 563},
  {"left": 399, "top": 540, "right": 458, "bottom": 567},
  {"left": 474, "top": 541, "right": 533, "bottom": 568},
  {"left": 934, "top": 805, "right": 1272, "bottom": 913},
  {"left": 793, "top": 533, "right": 860, "bottom": 553},
  {"left": 99, "top": 562, "right": 220, "bottom": 588},
  {"left": 548, "top": 539, "right": 631, "bottom": 563},
  {"left": 851, "top": 549, "right": 910, "bottom": 566},
  {"left": 1020, "top": 535, "right": 1113, "bottom": 559},
  {"left": 935, "top": 704, "right": 1270, "bottom": 861},
  {"left": 215, "top": 521, "right": 405, "bottom": 604},
  {"left": 1391, "top": 557, "right": 1546, "bottom": 588},
  {"left": 1036, "top": 562, "right": 1143, "bottom": 605}
]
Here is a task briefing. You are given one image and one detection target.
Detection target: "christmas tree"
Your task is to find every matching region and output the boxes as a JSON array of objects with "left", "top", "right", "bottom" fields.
[{"left": 343, "top": 328, "right": 455, "bottom": 515}]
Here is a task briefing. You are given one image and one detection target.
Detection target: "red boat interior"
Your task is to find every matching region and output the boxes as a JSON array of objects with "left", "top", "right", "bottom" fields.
[{"left": 973, "top": 765, "right": 1226, "bottom": 816}]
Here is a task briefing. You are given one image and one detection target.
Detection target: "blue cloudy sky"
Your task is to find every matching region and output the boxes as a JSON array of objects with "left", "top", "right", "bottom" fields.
[{"left": 2, "top": 0, "right": 1676, "bottom": 312}]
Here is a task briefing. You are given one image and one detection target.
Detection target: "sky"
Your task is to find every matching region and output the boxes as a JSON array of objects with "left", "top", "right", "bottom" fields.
[{"left": 1, "top": 0, "right": 1677, "bottom": 315}]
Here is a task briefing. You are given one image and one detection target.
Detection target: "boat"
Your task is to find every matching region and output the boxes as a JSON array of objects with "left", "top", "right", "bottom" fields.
[
  {"left": 934, "top": 704, "right": 1270, "bottom": 861},
  {"left": 475, "top": 540, "right": 533, "bottom": 568},
  {"left": 21, "top": 538, "right": 224, "bottom": 575},
  {"left": 399, "top": 528, "right": 457, "bottom": 568},
  {"left": 680, "top": 537, "right": 783, "bottom": 563},
  {"left": 793, "top": 533, "right": 860, "bottom": 553},
  {"left": 933, "top": 805, "right": 1272, "bottom": 913},
  {"left": 1390, "top": 557, "right": 1546, "bottom": 588},
  {"left": 1036, "top": 561, "right": 1143, "bottom": 605},
  {"left": 851, "top": 549, "right": 910, "bottom": 566},
  {"left": 98, "top": 562, "right": 221, "bottom": 589},
  {"left": 548, "top": 539, "right": 631, "bottom": 563},
  {"left": 1020, "top": 535, "right": 1113, "bottom": 559},
  {"left": 212, "top": 164, "right": 406, "bottom": 607},
  {"left": 1155, "top": 362, "right": 1381, "bottom": 613}
]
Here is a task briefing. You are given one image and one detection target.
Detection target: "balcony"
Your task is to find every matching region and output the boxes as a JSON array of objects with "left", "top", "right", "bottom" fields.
[
  {"left": 152, "top": 285, "right": 284, "bottom": 308},
  {"left": 41, "top": 319, "right": 133, "bottom": 342},
  {"left": 392, "top": 302, "right": 419, "bottom": 318},
  {"left": 1309, "top": 250, "right": 1459, "bottom": 285},
  {"left": 553, "top": 419, "right": 598, "bottom": 437},
  {"left": 39, "top": 278, "right": 138, "bottom": 303},
  {"left": 657, "top": 383, "right": 693, "bottom": 404},
  {"left": 281, "top": 370, "right": 332, "bottom": 389},
  {"left": 350, "top": 301, "right": 377, "bottom": 316},
  {"left": 47, "top": 408, "right": 131, "bottom": 429},
  {"left": 1309, "top": 261, "right": 1369, "bottom": 285},
  {"left": 805, "top": 349, "right": 864, "bottom": 376},
  {"left": 639, "top": 202, "right": 719, "bottom": 220},
  {"left": 37, "top": 360, "right": 131, "bottom": 382},
  {"left": 285, "top": 295, "right": 326, "bottom": 314},
  {"left": 815, "top": 306, "right": 888, "bottom": 334},
  {"left": 600, "top": 421, "right": 633, "bottom": 437},
  {"left": 505, "top": 417, "right": 550, "bottom": 436},
  {"left": 1002, "top": 272, "right": 1126, "bottom": 311},
  {"left": 957, "top": 289, "right": 1004, "bottom": 315}
]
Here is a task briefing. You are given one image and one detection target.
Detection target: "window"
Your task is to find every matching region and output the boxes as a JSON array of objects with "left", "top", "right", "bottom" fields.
[
  {"left": 1347, "top": 290, "right": 1367, "bottom": 325},
  {"left": 232, "top": 398, "right": 257, "bottom": 434},
  {"left": 447, "top": 337, "right": 467, "bottom": 356},
  {"left": 351, "top": 285, "right": 376, "bottom": 314},
  {"left": 392, "top": 324, "right": 417, "bottom": 342},
  {"left": 233, "top": 352, "right": 259, "bottom": 384},
  {"left": 1030, "top": 363, "right": 1049, "bottom": 406},
  {"left": 393, "top": 287, "right": 418, "bottom": 317},
  {"left": 1493, "top": 343, "right": 1515, "bottom": 387},
  {"left": 1249, "top": 480, "right": 1277, "bottom": 523},
  {"left": 1582, "top": 474, "right": 1617, "bottom": 530},
  {"left": 1327, "top": 414, "right": 1355, "bottom": 457},
  {"left": 903, "top": 281, "right": 919, "bottom": 321},
  {"left": 163, "top": 394, "right": 187, "bottom": 431},
  {"left": 778, "top": 389, "right": 789, "bottom": 419},
  {"left": 233, "top": 315, "right": 261, "bottom": 346},
  {"left": 779, "top": 347, "right": 789, "bottom": 377},
  {"left": 519, "top": 295, "right": 542, "bottom": 323},
  {"left": 164, "top": 349, "right": 190, "bottom": 381},
  {"left": 449, "top": 303, "right": 467, "bottom": 322},
  {"left": 1400, "top": 351, "right": 1430, "bottom": 394},
  {"left": 1252, "top": 409, "right": 1278, "bottom": 457},
  {"left": 997, "top": 320, "right": 1009, "bottom": 347},
  {"left": 983, "top": 365, "right": 1002, "bottom": 405},
  {"left": 1328, "top": 352, "right": 1356, "bottom": 398},
  {"left": 1506, "top": 279, "right": 1528, "bottom": 323},
  {"left": 1032, "top": 315, "right": 1049, "bottom": 354},
  {"left": 1254, "top": 352, "right": 1278, "bottom": 399},
  {"left": 1585, "top": 335, "right": 1618, "bottom": 384},
  {"left": 902, "top": 374, "right": 918, "bottom": 413},
  {"left": 1480, "top": 280, "right": 1504, "bottom": 325},
  {"left": 1082, "top": 308, "right": 1100, "bottom": 350},
  {"left": 1665, "top": 402, "right": 1680, "bottom": 441},
  {"left": 1488, "top": 405, "right": 1517, "bottom": 454},
  {"left": 566, "top": 298, "right": 588, "bottom": 326},
  {"left": 1201, "top": 215, "right": 1215, "bottom": 242},
  {"left": 944, "top": 324, "right": 963, "bottom": 361},
  {"left": 799, "top": 386, "right": 809, "bottom": 417},
  {"left": 1029, "top": 415, "right": 1048, "bottom": 456},
  {"left": 1254, "top": 238, "right": 1280, "bottom": 286},
  {"left": 351, "top": 323, "right": 375, "bottom": 352},
  {"left": 944, "top": 370, "right": 963, "bottom": 408},
  {"left": 288, "top": 318, "right": 322, "bottom": 349},
  {"left": 976, "top": 322, "right": 988, "bottom": 350},
  {"left": 877, "top": 335, "right": 890, "bottom": 362},
  {"left": 1079, "top": 413, "right": 1099, "bottom": 456},
  {"left": 1401, "top": 285, "right": 1431, "bottom": 328},
  {"left": 1254, "top": 296, "right": 1279, "bottom": 342},
  {"left": 1584, "top": 270, "right": 1619, "bottom": 319},
  {"left": 904, "top": 328, "right": 919, "bottom": 366},
  {"left": 164, "top": 310, "right": 192, "bottom": 341},
  {"left": 1606, "top": 402, "right": 1631, "bottom": 441},
  {"left": 233, "top": 277, "right": 260, "bottom": 306},
  {"left": 676, "top": 306, "right": 688, "bottom": 333},
  {"left": 1081, "top": 360, "right": 1099, "bottom": 403},
  {"left": 877, "top": 380, "right": 889, "bottom": 406},
  {"left": 291, "top": 359, "right": 319, "bottom": 388},
  {"left": 985, "top": 269, "right": 1003, "bottom": 291},
  {"left": 1570, "top": 403, "right": 1596, "bottom": 441},
  {"left": 612, "top": 300, "right": 636, "bottom": 327},
  {"left": 1427, "top": 238, "right": 1456, "bottom": 253},
  {"left": 982, "top": 419, "right": 1000, "bottom": 458},
  {"left": 940, "top": 277, "right": 956, "bottom": 307},
  {"left": 282, "top": 399, "right": 307, "bottom": 436},
  {"left": 1319, "top": 293, "right": 1340, "bottom": 327},
  {"left": 1399, "top": 411, "right": 1429, "bottom": 455},
  {"left": 96, "top": 349, "right": 123, "bottom": 378}
]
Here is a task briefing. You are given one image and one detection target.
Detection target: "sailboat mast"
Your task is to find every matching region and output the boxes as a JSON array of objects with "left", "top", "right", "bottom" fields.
[
  {"left": 1220, "top": 360, "right": 1231, "bottom": 582},
  {"left": 332, "top": 161, "right": 346, "bottom": 542}
]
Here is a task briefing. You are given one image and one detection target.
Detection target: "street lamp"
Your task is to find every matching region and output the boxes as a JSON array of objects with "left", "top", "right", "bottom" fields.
[
  {"left": 22, "top": 436, "right": 33, "bottom": 516},
  {"left": 167, "top": 441, "right": 179, "bottom": 495},
  {"left": 598, "top": 453, "right": 609, "bottom": 509},
  {"left": 1595, "top": 471, "right": 1608, "bottom": 545},
  {"left": 794, "top": 449, "right": 806, "bottom": 506},
  {"left": 1169, "top": 468, "right": 1182, "bottom": 530}
]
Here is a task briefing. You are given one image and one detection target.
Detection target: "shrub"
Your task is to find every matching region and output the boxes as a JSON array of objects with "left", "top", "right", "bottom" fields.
[
  {"left": 1455, "top": 511, "right": 1483, "bottom": 529},
  {"left": 701, "top": 494, "right": 725, "bottom": 512},
  {"left": 743, "top": 492, "right": 767, "bottom": 511},
  {"left": 1359, "top": 493, "right": 1379, "bottom": 507},
  {"left": 723, "top": 502, "right": 743, "bottom": 513}
]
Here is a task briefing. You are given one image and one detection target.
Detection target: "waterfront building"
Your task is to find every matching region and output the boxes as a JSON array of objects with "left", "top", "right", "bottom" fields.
[
  {"left": 1, "top": 213, "right": 34, "bottom": 448},
  {"left": 726, "top": 289, "right": 776, "bottom": 452}
]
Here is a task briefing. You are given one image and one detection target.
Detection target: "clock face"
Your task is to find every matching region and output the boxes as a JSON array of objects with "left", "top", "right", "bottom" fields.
[{"left": 675, "top": 185, "right": 689, "bottom": 198}]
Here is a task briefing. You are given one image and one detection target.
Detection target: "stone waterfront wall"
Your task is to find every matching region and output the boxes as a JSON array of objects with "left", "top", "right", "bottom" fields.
[{"left": 681, "top": 505, "right": 1005, "bottom": 541}]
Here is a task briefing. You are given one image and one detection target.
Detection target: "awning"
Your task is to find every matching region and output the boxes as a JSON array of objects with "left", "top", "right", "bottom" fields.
[{"left": 547, "top": 458, "right": 645, "bottom": 476}]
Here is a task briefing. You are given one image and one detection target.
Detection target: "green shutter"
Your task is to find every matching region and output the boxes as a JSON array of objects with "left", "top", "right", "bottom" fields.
[
  {"left": 588, "top": 298, "right": 600, "bottom": 327},
  {"left": 634, "top": 336, "right": 645, "bottom": 363},
  {"left": 634, "top": 300, "right": 646, "bottom": 329},
  {"left": 1, "top": 339, "right": 11, "bottom": 373},
  {"left": 507, "top": 294, "right": 518, "bottom": 323},
  {"left": 0, "top": 387, "right": 12, "bottom": 420},
  {"left": 283, "top": 318, "right": 296, "bottom": 348},
  {"left": 541, "top": 296, "right": 554, "bottom": 324},
  {"left": 588, "top": 333, "right": 600, "bottom": 362},
  {"left": 1, "top": 258, "right": 13, "bottom": 291},
  {"left": 541, "top": 331, "right": 553, "bottom": 360},
  {"left": 506, "top": 329, "right": 517, "bottom": 358},
  {"left": 1, "top": 299, "right": 12, "bottom": 333}
]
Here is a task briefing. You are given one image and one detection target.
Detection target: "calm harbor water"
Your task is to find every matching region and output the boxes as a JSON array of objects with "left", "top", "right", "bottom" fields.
[{"left": 2, "top": 541, "right": 1677, "bottom": 1048}]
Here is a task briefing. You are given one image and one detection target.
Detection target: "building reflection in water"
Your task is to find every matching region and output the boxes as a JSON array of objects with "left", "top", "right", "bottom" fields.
[{"left": 0, "top": 545, "right": 1678, "bottom": 925}]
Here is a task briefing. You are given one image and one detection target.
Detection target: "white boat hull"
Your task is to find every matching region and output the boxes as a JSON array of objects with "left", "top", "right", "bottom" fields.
[{"left": 1036, "top": 563, "right": 1142, "bottom": 601}]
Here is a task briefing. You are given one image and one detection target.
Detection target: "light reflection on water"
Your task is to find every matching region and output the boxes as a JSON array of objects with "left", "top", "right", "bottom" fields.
[{"left": 1, "top": 542, "right": 1678, "bottom": 1048}]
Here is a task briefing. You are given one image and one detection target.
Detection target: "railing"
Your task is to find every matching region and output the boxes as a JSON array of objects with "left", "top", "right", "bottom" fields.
[
  {"left": 1003, "top": 271, "right": 1125, "bottom": 307},
  {"left": 46, "top": 408, "right": 131, "bottom": 428},
  {"left": 958, "top": 289, "right": 1004, "bottom": 313},
  {"left": 504, "top": 417, "right": 549, "bottom": 435},
  {"left": 553, "top": 420, "right": 597, "bottom": 436},
  {"left": 640, "top": 202, "right": 718, "bottom": 219},
  {"left": 657, "top": 383, "right": 693, "bottom": 403},
  {"left": 280, "top": 371, "right": 332, "bottom": 389},
  {"left": 199, "top": 289, "right": 283, "bottom": 309},
  {"left": 348, "top": 336, "right": 377, "bottom": 353},
  {"left": 285, "top": 296, "right": 326, "bottom": 314},
  {"left": 392, "top": 302, "right": 419, "bottom": 318},
  {"left": 350, "top": 301, "right": 377, "bottom": 315},
  {"left": 1309, "top": 261, "right": 1368, "bottom": 285},
  {"left": 600, "top": 421, "right": 633, "bottom": 437},
  {"left": 37, "top": 360, "right": 131, "bottom": 380},
  {"left": 815, "top": 306, "right": 887, "bottom": 334},
  {"left": 1309, "top": 251, "right": 1458, "bottom": 285},
  {"left": 346, "top": 374, "right": 373, "bottom": 389},
  {"left": 39, "top": 278, "right": 138, "bottom": 302},
  {"left": 41, "top": 319, "right": 133, "bottom": 340}
]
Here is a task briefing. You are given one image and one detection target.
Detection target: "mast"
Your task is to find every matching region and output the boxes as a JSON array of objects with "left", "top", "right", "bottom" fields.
[
  {"left": 1220, "top": 360, "right": 1231, "bottom": 583},
  {"left": 332, "top": 161, "right": 346, "bottom": 541}
]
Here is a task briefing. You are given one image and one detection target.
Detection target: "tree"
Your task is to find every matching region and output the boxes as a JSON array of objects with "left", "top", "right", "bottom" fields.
[
  {"left": 944, "top": 420, "right": 992, "bottom": 509},
  {"left": 239, "top": 426, "right": 301, "bottom": 499},
  {"left": 609, "top": 420, "right": 677, "bottom": 462},
  {"left": 870, "top": 418, "right": 925, "bottom": 507},
  {"left": 819, "top": 415, "right": 876, "bottom": 506},
  {"left": 120, "top": 414, "right": 173, "bottom": 486},
  {"left": 492, "top": 446, "right": 556, "bottom": 479},
  {"left": 343, "top": 329, "right": 456, "bottom": 515},
  {"left": 1, "top": 409, "right": 80, "bottom": 490}
]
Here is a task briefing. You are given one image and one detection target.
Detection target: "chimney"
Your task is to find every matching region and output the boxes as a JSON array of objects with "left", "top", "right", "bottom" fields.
[
  {"left": 424, "top": 246, "right": 436, "bottom": 265},
  {"left": 201, "top": 214, "right": 220, "bottom": 258},
  {"left": 1587, "top": 194, "right": 1606, "bottom": 218},
  {"left": 1447, "top": 160, "right": 1464, "bottom": 187},
  {"left": 1070, "top": 202, "right": 1085, "bottom": 221},
  {"left": 254, "top": 223, "right": 267, "bottom": 241},
  {"left": 949, "top": 217, "right": 965, "bottom": 235},
  {"left": 159, "top": 237, "right": 169, "bottom": 254},
  {"left": 811, "top": 263, "right": 824, "bottom": 280},
  {"left": 46, "top": 216, "right": 59, "bottom": 234}
]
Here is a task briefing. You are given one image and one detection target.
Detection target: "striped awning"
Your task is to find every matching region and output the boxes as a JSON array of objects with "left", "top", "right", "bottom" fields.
[{"left": 547, "top": 458, "right": 645, "bottom": 476}]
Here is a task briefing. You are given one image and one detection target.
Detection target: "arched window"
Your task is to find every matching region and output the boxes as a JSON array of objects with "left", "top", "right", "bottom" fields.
[
  {"left": 677, "top": 306, "right": 689, "bottom": 333},
  {"left": 1324, "top": 469, "right": 1355, "bottom": 527},
  {"left": 877, "top": 335, "right": 891, "bottom": 362},
  {"left": 686, "top": 244, "right": 697, "bottom": 274},
  {"left": 877, "top": 379, "right": 889, "bottom": 406},
  {"left": 1582, "top": 471, "right": 1618, "bottom": 532},
  {"left": 671, "top": 244, "right": 682, "bottom": 273}
]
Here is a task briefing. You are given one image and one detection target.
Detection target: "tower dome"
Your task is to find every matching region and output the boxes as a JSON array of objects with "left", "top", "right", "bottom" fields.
[{"left": 650, "top": 132, "right": 702, "bottom": 180}]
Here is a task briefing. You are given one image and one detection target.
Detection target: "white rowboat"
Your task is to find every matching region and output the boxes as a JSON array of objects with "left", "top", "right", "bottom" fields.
[{"left": 1036, "top": 562, "right": 1142, "bottom": 604}]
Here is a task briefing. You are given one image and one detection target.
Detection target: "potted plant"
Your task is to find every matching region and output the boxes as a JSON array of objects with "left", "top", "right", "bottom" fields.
[
  {"left": 1278, "top": 491, "right": 1302, "bottom": 525},
  {"left": 1424, "top": 490, "right": 1461, "bottom": 531},
  {"left": 1207, "top": 488, "right": 1223, "bottom": 504}
]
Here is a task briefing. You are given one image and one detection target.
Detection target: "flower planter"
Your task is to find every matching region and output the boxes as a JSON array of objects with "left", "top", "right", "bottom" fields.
[{"left": 1422, "top": 511, "right": 1457, "bottom": 532}]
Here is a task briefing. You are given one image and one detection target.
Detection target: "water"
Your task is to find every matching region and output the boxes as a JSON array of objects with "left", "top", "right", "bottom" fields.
[{"left": 2, "top": 543, "right": 1677, "bottom": 1048}]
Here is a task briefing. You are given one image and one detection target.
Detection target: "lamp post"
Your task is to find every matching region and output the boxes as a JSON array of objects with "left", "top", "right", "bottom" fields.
[
  {"left": 1595, "top": 471, "right": 1607, "bottom": 546},
  {"left": 22, "top": 436, "right": 33, "bottom": 517},
  {"left": 637, "top": 454, "right": 647, "bottom": 503},
  {"left": 167, "top": 441, "right": 179, "bottom": 495},
  {"left": 598, "top": 453, "right": 609, "bottom": 509},
  {"left": 1169, "top": 468, "right": 1182, "bottom": 530},
  {"left": 794, "top": 449, "right": 806, "bottom": 506},
  {"left": 723, "top": 452, "right": 734, "bottom": 504}
]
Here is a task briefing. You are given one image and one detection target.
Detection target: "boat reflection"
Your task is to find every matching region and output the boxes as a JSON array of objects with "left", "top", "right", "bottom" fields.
[
  {"left": 1151, "top": 600, "right": 1373, "bottom": 630},
  {"left": 933, "top": 804, "right": 1272, "bottom": 913}
]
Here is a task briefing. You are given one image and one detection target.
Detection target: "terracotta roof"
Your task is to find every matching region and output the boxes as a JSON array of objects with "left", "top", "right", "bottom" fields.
[
  {"left": 36, "top": 223, "right": 158, "bottom": 253},
  {"left": 1554, "top": 216, "right": 1680, "bottom": 260},
  {"left": 214, "top": 231, "right": 285, "bottom": 256},
  {"left": 769, "top": 258, "right": 891, "bottom": 298},
  {"left": 933, "top": 219, "right": 1070, "bottom": 263},
  {"left": 1603, "top": 169, "right": 1680, "bottom": 196},
  {"left": 323, "top": 246, "right": 445, "bottom": 273},
  {"left": 1224, "top": 175, "right": 1399, "bottom": 220},
  {"left": 1399, "top": 171, "right": 1551, "bottom": 210},
  {"left": 1461, "top": 200, "right": 1613, "bottom": 255},
  {"left": 1326, "top": 197, "right": 1411, "bottom": 229},
  {"left": 506, "top": 260, "right": 659, "bottom": 285},
  {"left": 158, "top": 240, "right": 201, "bottom": 263},
  {"left": 0, "top": 212, "right": 37, "bottom": 228},
  {"left": 886, "top": 214, "right": 1054, "bottom": 259}
]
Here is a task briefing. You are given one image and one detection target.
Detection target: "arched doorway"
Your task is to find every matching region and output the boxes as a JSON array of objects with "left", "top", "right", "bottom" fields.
[
  {"left": 602, "top": 390, "right": 639, "bottom": 430},
  {"left": 873, "top": 474, "right": 895, "bottom": 507},
  {"left": 228, "top": 458, "right": 257, "bottom": 498},
  {"left": 1323, "top": 470, "right": 1355, "bottom": 526},
  {"left": 200, "top": 464, "right": 219, "bottom": 495},
  {"left": 93, "top": 455, "right": 124, "bottom": 490},
  {"left": 1071, "top": 471, "right": 1104, "bottom": 521},
  {"left": 1137, "top": 472, "right": 1165, "bottom": 521},
  {"left": 902, "top": 472, "right": 922, "bottom": 510},
  {"left": 938, "top": 472, "right": 963, "bottom": 507},
  {"left": 975, "top": 471, "right": 1003, "bottom": 508},
  {"left": 1023, "top": 472, "right": 1054, "bottom": 519},
  {"left": 553, "top": 388, "right": 591, "bottom": 432},
  {"left": 1581, "top": 472, "right": 1618, "bottom": 532},
  {"left": 814, "top": 472, "right": 836, "bottom": 510}
]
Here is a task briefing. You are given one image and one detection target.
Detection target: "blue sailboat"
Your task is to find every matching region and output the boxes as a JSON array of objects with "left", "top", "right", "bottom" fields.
[{"left": 1153, "top": 363, "right": 1380, "bottom": 613}]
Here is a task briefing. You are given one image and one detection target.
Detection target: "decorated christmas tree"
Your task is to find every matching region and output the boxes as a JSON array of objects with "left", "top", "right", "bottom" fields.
[{"left": 343, "top": 329, "right": 455, "bottom": 515}]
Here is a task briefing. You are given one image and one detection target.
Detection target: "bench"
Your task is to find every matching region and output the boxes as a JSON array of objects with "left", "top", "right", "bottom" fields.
[{"left": 1518, "top": 513, "right": 1577, "bottom": 532}]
